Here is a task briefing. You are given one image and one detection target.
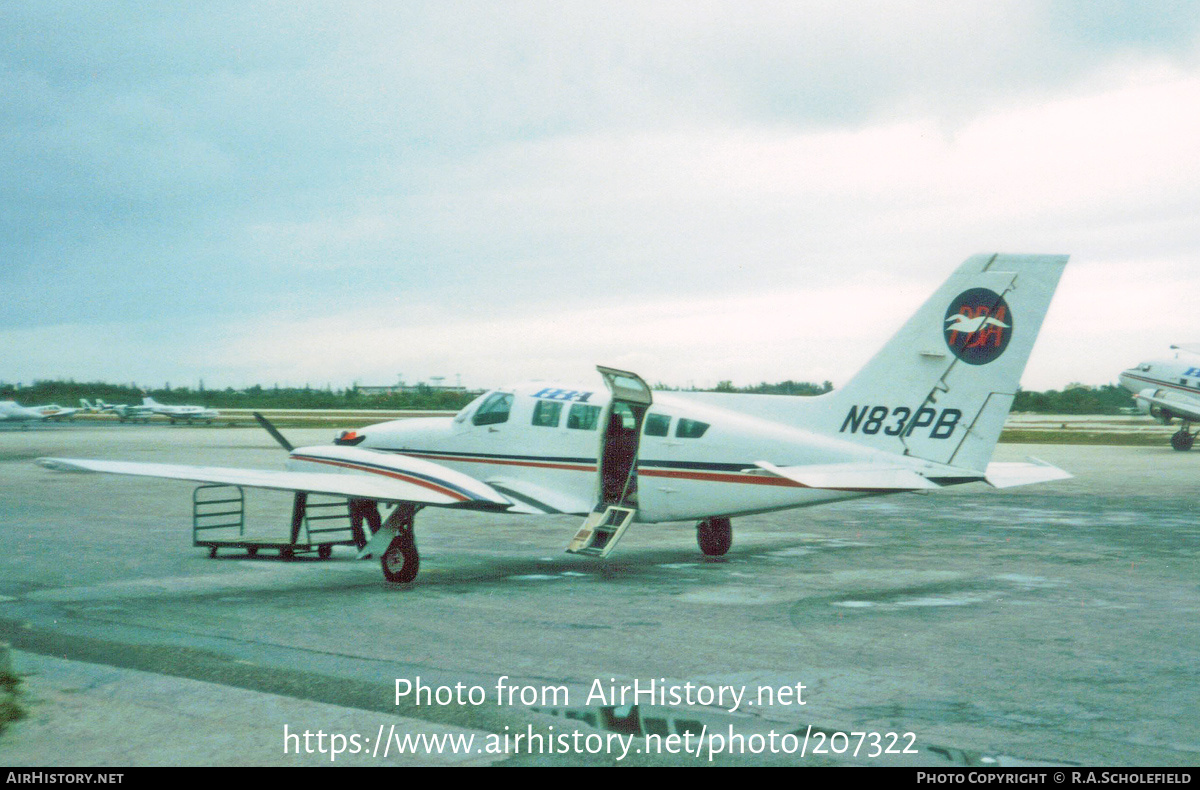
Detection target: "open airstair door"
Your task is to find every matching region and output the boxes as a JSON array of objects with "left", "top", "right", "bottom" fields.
[{"left": 566, "top": 366, "right": 652, "bottom": 558}]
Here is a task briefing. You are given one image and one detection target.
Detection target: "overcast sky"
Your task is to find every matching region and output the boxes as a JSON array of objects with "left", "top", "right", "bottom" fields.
[{"left": 3, "top": 1, "right": 1198, "bottom": 393}]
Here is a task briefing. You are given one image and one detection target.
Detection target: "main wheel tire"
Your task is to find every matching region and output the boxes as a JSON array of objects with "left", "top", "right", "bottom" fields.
[
  {"left": 381, "top": 534, "right": 419, "bottom": 583},
  {"left": 697, "top": 517, "right": 733, "bottom": 556},
  {"left": 1171, "top": 430, "right": 1194, "bottom": 451}
]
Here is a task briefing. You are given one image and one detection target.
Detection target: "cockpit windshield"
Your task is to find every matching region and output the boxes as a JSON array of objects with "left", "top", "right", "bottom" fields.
[
  {"left": 454, "top": 390, "right": 494, "bottom": 423},
  {"left": 471, "top": 392, "right": 513, "bottom": 426}
]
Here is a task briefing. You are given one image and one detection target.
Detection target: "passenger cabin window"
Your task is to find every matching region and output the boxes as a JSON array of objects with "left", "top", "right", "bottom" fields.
[
  {"left": 531, "top": 399, "right": 563, "bottom": 427},
  {"left": 472, "top": 392, "right": 513, "bottom": 426},
  {"left": 567, "top": 403, "right": 601, "bottom": 430},
  {"left": 676, "top": 418, "right": 710, "bottom": 439},
  {"left": 643, "top": 413, "right": 671, "bottom": 437}
]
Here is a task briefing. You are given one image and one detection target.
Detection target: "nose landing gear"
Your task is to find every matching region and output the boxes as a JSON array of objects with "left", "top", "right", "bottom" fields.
[{"left": 380, "top": 503, "right": 421, "bottom": 583}]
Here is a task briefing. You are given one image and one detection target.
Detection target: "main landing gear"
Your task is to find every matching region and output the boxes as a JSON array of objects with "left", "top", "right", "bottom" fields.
[
  {"left": 380, "top": 503, "right": 421, "bottom": 583},
  {"left": 1171, "top": 424, "right": 1196, "bottom": 452},
  {"left": 697, "top": 517, "right": 733, "bottom": 556}
]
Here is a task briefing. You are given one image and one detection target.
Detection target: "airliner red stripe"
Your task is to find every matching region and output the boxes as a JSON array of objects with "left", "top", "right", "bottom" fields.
[
  {"left": 292, "top": 455, "right": 471, "bottom": 501},
  {"left": 1123, "top": 373, "right": 1200, "bottom": 399}
]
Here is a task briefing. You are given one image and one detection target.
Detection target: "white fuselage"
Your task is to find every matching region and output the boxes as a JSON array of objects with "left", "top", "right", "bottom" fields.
[
  {"left": 142, "top": 398, "right": 219, "bottom": 421},
  {"left": 345, "top": 381, "right": 936, "bottom": 523},
  {"left": 32, "top": 404, "right": 79, "bottom": 420},
  {"left": 1119, "top": 356, "right": 1200, "bottom": 423}
]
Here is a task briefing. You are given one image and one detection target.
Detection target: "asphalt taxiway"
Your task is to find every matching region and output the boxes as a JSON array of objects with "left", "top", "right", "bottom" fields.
[{"left": 0, "top": 425, "right": 1196, "bottom": 766}]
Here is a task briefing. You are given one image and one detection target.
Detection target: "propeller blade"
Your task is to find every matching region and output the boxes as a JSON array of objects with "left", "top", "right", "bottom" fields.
[{"left": 253, "top": 412, "right": 294, "bottom": 452}]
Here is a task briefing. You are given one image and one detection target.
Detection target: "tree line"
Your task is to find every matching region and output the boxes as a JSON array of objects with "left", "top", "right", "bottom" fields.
[{"left": 0, "top": 379, "right": 1137, "bottom": 414}]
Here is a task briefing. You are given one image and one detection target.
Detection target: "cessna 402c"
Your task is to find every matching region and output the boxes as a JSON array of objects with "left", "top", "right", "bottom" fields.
[{"left": 39, "top": 253, "right": 1072, "bottom": 583}]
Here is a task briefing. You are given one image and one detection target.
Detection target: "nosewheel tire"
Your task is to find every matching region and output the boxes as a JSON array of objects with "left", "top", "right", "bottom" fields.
[{"left": 381, "top": 533, "right": 420, "bottom": 583}]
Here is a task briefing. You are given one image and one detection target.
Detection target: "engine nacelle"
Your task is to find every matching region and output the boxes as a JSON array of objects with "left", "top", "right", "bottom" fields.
[{"left": 1138, "top": 388, "right": 1173, "bottom": 424}]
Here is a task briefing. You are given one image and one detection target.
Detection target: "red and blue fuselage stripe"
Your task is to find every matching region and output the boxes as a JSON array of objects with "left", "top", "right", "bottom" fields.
[
  {"left": 377, "top": 447, "right": 801, "bottom": 487},
  {"left": 1122, "top": 373, "right": 1200, "bottom": 399}
]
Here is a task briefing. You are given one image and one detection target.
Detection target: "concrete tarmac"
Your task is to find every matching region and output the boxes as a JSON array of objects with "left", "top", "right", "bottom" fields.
[{"left": 0, "top": 424, "right": 1197, "bottom": 766}]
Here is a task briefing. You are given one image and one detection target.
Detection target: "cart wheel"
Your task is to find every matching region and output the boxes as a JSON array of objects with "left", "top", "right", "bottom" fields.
[
  {"left": 318, "top": 544, "right": 332, "bottom": 560},
  {"left": 209, "top": 546, "right": 218, "bottom": 559},
  {"left": 280, "top": 547, "right": 294, "bottom": 560},
  {"left": 247, "top": 547, "right": 258, "bottom": 558}
]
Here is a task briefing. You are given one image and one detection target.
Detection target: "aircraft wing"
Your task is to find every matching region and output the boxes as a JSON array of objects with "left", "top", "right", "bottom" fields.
[
  {"left": 483, "top": 476, "right": 593, "bottom": 515},
  {"left": 38, "top": 450, "right": 515, "bottom": 511},
  {"left": 1134, "top": 391, "right": 1200, "bottom": 423}
]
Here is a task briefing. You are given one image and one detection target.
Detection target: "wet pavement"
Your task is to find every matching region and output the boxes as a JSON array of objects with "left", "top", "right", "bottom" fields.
[{"left": 1, "top": 425, "right": 1196, "bottom": 765}]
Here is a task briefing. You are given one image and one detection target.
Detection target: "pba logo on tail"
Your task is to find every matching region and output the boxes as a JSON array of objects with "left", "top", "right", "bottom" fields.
[{"left": 944, "top": 288, "right": 1012, "bottom": 365}]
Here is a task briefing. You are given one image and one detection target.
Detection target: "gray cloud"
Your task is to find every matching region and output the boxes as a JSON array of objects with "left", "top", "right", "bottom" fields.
[{"left": 1, "top": 2, "right": 1198, "bottom": 388}]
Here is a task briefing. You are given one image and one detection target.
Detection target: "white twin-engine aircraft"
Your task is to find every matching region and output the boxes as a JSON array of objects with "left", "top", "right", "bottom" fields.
[
  {"left": 141, "top": 396, "right": 220, "bottom": 424},
  {"left": 39, "top": 253, "right": 1072, "bottom": 583},
  {"left": 1119, "top": 344, "right": 1200, "bottom": 451}
]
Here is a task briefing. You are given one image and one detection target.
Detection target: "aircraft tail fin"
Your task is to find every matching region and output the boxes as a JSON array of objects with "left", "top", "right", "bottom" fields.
[{"left": 803, "top": 253, "right": 1068, "bottom": 471}]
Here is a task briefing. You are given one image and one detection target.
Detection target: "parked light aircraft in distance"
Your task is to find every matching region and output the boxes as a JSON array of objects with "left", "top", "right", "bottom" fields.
[
  {"left": 1119, "top": 344, "right": 1200, "bottom": 451},
  {"left": 31, "top": 404, "right": 80, "bottom": 421},
  {"left": 1, "top": 401, "right": 48, "bottom": 426},
  {"left": 141, "top": 396, "right": 220, "bottom": 424},
  {"left": 82, "top": 399, "right": 156, "bottom": 423},
  {"left": 40, "top": 253, "right": 1072, "bottom": 583}
]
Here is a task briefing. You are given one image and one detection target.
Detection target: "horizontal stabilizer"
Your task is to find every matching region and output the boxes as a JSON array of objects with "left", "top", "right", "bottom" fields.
[
  {"left": 984, "top": 458, "right": 1072, "bottom": 489},
  {"left": 754, "top": 461, "right": 942, "bottom": 491},
  {"left": 37, "top": 456, "right": 513, "bottom": 510}
]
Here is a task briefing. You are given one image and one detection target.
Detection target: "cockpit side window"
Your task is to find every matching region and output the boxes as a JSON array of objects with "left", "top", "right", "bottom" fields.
[
  {"left": 472, "top": 392, "right": 513, "bottom": 426},
  {"left": 531, "top": 399, "right": 563, "bottom": 428},
  {"left": 676, "top": 418, "right": 710, "bottom": 439}
]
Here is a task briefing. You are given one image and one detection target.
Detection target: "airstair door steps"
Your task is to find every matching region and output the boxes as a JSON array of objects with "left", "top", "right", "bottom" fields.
[{"left": 565, "top": 505, "right": 637, "bottom": 557}]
